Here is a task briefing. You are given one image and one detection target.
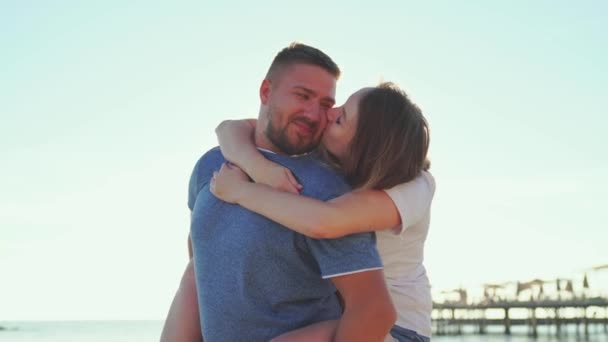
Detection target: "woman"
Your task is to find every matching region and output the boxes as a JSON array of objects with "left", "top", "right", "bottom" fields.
[
  {"left": 212, "top": 82, "right": 434, "bottom": 342},
  {"left": 162, "top": 82, "right": 435, "bottom": 342}
]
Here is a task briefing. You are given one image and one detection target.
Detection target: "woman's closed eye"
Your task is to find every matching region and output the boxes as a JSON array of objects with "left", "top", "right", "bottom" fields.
[{"left": 335, "top": 113, "right": 344, "bottom": 125}]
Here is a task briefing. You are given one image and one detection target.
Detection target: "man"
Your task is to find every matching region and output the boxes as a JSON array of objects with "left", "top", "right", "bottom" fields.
[{"left": 166, "top": 43, "right": 395, "bottom": 342}]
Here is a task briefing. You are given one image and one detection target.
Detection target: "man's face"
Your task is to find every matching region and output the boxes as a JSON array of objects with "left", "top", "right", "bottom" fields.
[{"left": 262, "top": 64, "right": 336, "bottom": 155}]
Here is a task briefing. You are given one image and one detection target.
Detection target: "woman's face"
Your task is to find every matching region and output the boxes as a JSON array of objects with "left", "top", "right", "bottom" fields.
[{"left": 322, "top": 87, "right": 372, "bottom": 163}]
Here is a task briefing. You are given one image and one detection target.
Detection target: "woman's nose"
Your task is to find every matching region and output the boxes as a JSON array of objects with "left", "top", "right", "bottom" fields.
[{"left": 327, "top": 107, "right": 339, "bottom": 122}]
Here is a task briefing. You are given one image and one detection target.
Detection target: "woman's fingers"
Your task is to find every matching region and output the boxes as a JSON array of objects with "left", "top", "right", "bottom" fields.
[
  {"left": 285, "top": 169, "right": 303, "bottom": 191},
  {"left": 283, "top": 182, "right": 299, "bottom": 194}
]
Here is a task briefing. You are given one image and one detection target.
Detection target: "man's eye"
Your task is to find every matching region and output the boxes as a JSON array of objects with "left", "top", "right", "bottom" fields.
[
  {"left": 297, "top": 93, "right": 309, "bottom": 100},
  {"left": 336, "top": 116, "right": 343, "bottom": 124}
]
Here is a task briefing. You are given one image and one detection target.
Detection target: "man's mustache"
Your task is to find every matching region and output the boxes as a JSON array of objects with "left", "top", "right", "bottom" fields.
[{"left": 291, "top": 117, "right": 318, "bottom": 131}]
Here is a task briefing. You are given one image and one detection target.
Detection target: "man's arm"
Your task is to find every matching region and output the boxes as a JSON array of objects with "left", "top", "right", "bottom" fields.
[{"left": 330, "top": 270, "right": 396, "bottom": 342}]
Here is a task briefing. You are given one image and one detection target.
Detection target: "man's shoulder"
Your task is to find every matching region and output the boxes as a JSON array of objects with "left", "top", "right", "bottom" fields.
[
  {"left": 198, "top": 146, "right": 224, "bottom": 163},
  {"left": 301, "top": 158, "right": 344, "bottom": 182},
  {"left": 192, "top": 146, "right": 224, "bottom": 172},
  {"left": 273, "top": 154, "right": 350, "bottom": 200},
  {"left": 189, "top": 147, "right": 224, "bottom": 198}
]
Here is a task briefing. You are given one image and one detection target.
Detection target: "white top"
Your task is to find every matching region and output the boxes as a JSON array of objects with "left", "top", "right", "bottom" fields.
[{"left": 380, "top": 171, "right": 435, "bottom": 338}]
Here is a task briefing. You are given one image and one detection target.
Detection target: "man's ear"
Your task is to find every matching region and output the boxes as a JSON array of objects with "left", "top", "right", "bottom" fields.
[{"left": 260, "top": 79, "right": 271, "bottom": 105}]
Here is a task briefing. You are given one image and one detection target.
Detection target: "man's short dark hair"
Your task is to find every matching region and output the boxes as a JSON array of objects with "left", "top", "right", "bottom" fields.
[{"left": 266, "top": 42, "right": 341, "bottom": 80}]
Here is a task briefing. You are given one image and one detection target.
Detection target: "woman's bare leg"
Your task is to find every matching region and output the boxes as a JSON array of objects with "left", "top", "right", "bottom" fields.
[{"left": 160, "top": 259, "right": 202, "bottom": 342}]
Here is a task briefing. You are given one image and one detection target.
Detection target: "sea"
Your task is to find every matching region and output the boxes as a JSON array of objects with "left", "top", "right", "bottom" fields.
[{"left": 0, "top": 321, "right": 606, "bottom": 341}]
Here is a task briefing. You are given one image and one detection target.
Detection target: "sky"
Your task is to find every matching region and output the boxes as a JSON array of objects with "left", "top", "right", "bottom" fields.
[{"left": 1, "top": 1, "right": 607, "bottom": 320}]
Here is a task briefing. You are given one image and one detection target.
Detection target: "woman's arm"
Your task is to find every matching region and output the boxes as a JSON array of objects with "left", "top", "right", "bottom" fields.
[
  {"left": 210, "top": 163, "right": 401, "bottom": 239},
  {"left": 270, "top": 319, "right": 395, "bottom": 342},
  {"left": 216, "top": 119, "right": 302, "bottom": 193},
  {"left": 215, "top": 119, "right": 263, "bottom": 177},
  {"left": 270, "top": 320, "right": 338, "bottom": 342}
]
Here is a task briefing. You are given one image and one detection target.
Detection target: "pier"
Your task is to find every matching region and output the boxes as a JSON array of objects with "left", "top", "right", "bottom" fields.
[
  {"left": 432, "top": 297, "right": 608, "bottom": 337},
  {"left": 432, "top": 267, "right": 608, "bottom": 337}
]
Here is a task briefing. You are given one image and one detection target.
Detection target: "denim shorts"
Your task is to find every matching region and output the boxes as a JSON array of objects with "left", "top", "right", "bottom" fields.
[{"left": 389, "top": 325, "right": 430, "bottom": 342}]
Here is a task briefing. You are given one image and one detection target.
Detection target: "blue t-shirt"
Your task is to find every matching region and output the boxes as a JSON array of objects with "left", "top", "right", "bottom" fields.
[{"left": 188, "top": 147, "right": 383, "bottom": 342}]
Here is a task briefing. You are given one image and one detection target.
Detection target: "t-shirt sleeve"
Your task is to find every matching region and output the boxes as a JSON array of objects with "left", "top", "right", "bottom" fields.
[
  {"left": 383, "top": 171, "right": 436, "bottom": 235},
  {"left": 306, "top": 232, "right": 384, "bottom": 279},
  {"left": 306, "top": 177, "right": 383, "bottom": 279}
]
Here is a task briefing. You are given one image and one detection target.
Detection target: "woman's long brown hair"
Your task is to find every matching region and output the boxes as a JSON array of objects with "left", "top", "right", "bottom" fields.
[{"left": 322, "top": 82, "right": 430, "bottom": 190}]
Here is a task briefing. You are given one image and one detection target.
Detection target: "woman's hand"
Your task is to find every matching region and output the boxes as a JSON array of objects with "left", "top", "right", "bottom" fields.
[
  {"left": 210, "top": 163, "right": 251, "bottom": 203},
  {"left": 253, "top": 161, "right": 303, "bottom": 195}
]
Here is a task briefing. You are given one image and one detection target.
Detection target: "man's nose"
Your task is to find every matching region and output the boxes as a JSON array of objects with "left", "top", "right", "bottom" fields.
[{"left": 302, "top": 103, "right": 324, "bottom": 122}]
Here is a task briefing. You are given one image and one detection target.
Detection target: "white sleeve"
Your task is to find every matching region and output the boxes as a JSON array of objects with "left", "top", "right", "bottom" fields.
[{"left": 382, "top": 171, "right": 435, "bottom": 235}]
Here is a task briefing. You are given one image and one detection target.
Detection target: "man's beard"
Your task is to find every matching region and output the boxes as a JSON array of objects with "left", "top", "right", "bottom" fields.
[{"left": 265, "top": 108, "right": 320, "bottom": 155}]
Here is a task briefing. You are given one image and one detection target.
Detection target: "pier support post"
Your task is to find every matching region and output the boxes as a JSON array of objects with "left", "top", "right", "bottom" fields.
[
  {"left": 480, "top": 308, "right": 486, "bottom": 334},
  {"left": 584, "top": 306, "right": 589, "bottom": 338},
  {"left": 555, "top": 307, "right": 561, "bottom": 336},
  {"left": 456, "top": 309, "right": 462, "bottom": 334},
  {"left": 604, "top": 306, "right": 607, "bottom": 333},
  {"left": 530, "top": 307, "right": 538, "bottom": 337},
  {"left": 504, "top": 308, "right": 511, "bottom": 335},
  {"left": 450, "top": 308, "right": 456, "bottom": 331}
]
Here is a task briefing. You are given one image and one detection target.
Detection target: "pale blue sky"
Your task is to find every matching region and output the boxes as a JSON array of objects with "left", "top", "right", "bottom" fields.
[{"left": 1, "top": 1, "right": 607, "bottom": 320}]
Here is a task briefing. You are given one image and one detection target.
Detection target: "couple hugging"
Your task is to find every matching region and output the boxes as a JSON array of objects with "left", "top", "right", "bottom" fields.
[{"left": 161, "top": 42, "right": 435, "bottom": 342}]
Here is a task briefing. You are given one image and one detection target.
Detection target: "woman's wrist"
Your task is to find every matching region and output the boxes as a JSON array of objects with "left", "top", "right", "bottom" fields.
[
  {"left": 233, "top": 181, "right": 256, "bottom": 205},
  {"left": 242, "top": 153, "right": 271, "bottom": 183}
]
